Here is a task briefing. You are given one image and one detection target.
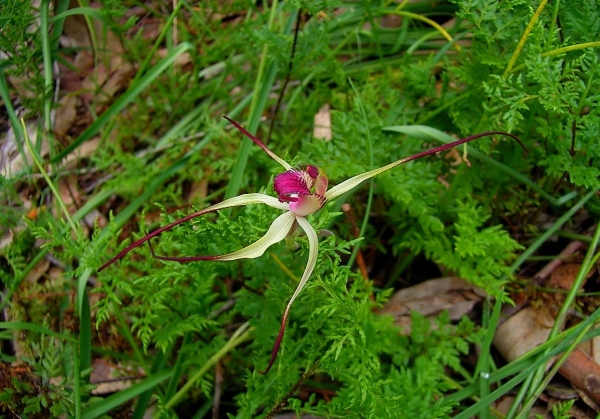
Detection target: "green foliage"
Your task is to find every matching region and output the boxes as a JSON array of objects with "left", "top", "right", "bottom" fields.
[
  {"left": 545, "top": 399, "right": 576, "bottom": 419},
  {"left": 449, "top": 0, "right": 600, "bottom": 190},
  {"left": 2, "top": 0, "right": 599, "bottom": 417},
  {"left": 404, "top": 199, "right": 523, "bottom": 296},
  {"left": 0, "top": 334, "right": 89, "bottom": 417},
  {"left": 0, "top": 228, "right": 35, "bottom": 290},
  {"left": 0, "top": 1, "right": 46, "bottom": 113}
]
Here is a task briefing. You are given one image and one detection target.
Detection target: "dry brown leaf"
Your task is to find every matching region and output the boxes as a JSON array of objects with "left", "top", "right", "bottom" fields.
[
  {"left": 60, "top": 3, "right": 134, "bottom": 109},
  {"left": 493, "top": 395, "right": 550, "bottom": 418},
  {"left": 546, "top": 382, "right": 580, "bottom": 400},
  {"left": 494, "top": 306, "right": 554, "bottom": 362},
  {"left": 90, "top": 359, "right": 143, "bottom": 395},
  {"left": 53, "top": 95, "right": 79, "bottom": 138},
  {"left": 380, "top": 15, "right": 402, "bottom": 29},
  {"left": 24, "top": 259, "right": 50, "bottom": 284},
  {"left": 534, "top": 241, "right": 584, "bottom": 283},
  {"left": 380, "top": 276, "right": 484, "bottom": 334},
  {"left": 313, "top": 104, "right": 332, "bottom": 141},
  {"left": 84, "top": 208, "right": 108, "bottom": 231},
  {"left": 62, "top": 137, "right": 99, "bottom": 170},
  {"left": 548, "top": 263, "right": 588, "bottom": 290},
  {"left": 187, "top": 179, "right": 209, "bottom": 203},
  {"left": 157, "top": 48, "right": 192, "bottom": 67},
  {"left": 58, "top": 175, "right": 81, "bottom": 213}
]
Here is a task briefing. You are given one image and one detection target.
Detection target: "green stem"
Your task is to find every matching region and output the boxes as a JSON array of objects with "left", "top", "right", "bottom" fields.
[
  {"left": 509, "top": 41, "right": 600, "bottom": 75},
  {"left": 40, "top": 0, "right": 53, "bottom": 135},
  {"left": 23, "top": 119, "right": 79, "bottom": 234},
  {"left": 508, "top": 187, "right": 600, "bottom": 275},
  {"left": 224, "top": 0, "right": 281, "bottom": 202},
  {"left": 504, "top": 0, "right": 549, "bottom": 77},
  {"left": 347, "top": 81, "right": 374, "bottom": 269}
]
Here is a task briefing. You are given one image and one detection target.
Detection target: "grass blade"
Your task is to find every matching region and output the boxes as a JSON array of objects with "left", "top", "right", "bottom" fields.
[{"left": 81, "top": 369, "right": 173, "bottom": 419}]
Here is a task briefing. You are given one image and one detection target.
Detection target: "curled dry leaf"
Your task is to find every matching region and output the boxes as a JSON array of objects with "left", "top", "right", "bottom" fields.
[{"left": 380, "top": 276, "right": 484, "bottom": 334}]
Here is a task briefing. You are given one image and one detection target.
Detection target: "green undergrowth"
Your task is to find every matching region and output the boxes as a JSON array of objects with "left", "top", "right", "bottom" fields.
[{"left": 1, "top": 0, "right": 599, "bottom": 418}]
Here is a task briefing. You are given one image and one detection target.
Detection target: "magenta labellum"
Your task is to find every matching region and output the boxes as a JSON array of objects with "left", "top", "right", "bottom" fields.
[{"left": 274, "top": 165, "right": 328, "bottom": 217}]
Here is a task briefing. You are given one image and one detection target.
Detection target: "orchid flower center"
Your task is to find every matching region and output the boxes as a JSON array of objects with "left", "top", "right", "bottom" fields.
[{"left": 274, "top": 165, "right": 328, "bottom": 217}]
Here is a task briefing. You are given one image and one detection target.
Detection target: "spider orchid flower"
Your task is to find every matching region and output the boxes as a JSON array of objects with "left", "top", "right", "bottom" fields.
[{"left": 98, "top": 115, "right": 525, "bottom": 373}]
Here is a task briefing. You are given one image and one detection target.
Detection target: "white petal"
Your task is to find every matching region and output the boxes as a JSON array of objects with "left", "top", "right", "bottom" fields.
[
  {"left": 213, "top": 211, "right": 296, "bottom": 261},
  {"left": 324, "top": 160, "right": 408, "bottom": 201},
  {"left": 284, "top": 216, "right": 319, "bottom": 309},
  {"left": 324, "top": 126, "right": 506, "bottom": 201},
  {"left": 259, "top": 215, "right": 319, "bottom": 373},
  {"left": 205, "top": 193, "right": 289, "bottom": 212},
  {"left": 97, "top": 193, "right": 289, "bottom": 271}
]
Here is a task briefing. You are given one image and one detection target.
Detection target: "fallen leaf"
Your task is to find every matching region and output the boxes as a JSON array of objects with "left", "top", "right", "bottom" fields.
[
  {"left": 90, "top": 359, "right": 143, "bottom": 395},
  {"left": 380, "top": 276, "right": 484, "bottom": 334},
  {"left": 493, "top": 306, "right": 554, "bottom": 362},
  {"left": 52, "top": 95, "right": 78, "bottom": 138},
  {"left": 313, "top": 104, "right": 332, "bottom": 141},
  {"left": 549, "top": 263, "right": 589, "bottom": 290}
]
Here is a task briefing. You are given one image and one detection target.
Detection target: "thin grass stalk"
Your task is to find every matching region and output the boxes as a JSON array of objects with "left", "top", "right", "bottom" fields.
[
  {"left": 50, "top": 42, "right": 194, "bottom": 163},
  {"left": 503, "top": 0, "right": 549, "bottom": 77},
  {"left": 475, "top": 298, "right": 503, "bottom": 418},
  {"left": 454, "top": 313, "right": 600, "bottom": 418},
  {"left": 113, "top": 306, "right": 151, "bottom": 376},
  {"left": 347, "top": 81, "right": 375, "bottom": 269},
  {"left": 509, "top": 41, "right": 600, "bottom": 75},
  {"left": 163, "top": 322, "right": 252, "bottom": 411},
  {"left": 497, "top": 188, "right": 600, "bottom": 410},
  {"left": 40, "top": 0, "right": 53, "bottom": 135},
  {"left": 79, "top": 290, "right": 92, "bottom": 394},
  {"left": 81, "top": 370, "right": 173, "bottom": 419},
  {"left": 505, "top": 373, "right": 534, "bottom": 418},
  {"left": 0, "top": 321, "right": 77, "bottom": 342},
  {"left": 515, "top": 223, "right": 600, "bottom": 416},
  {"left": 507, "top": 187, "right": 600, "bottom": 275},
  {"left": 23, "top": 119, "right": 79, "bottom": 234},
  {"left": 225, "top": 0, "right": 281, "bottom": 202},
  {"left": 132, "top": 344, "right": 172, "bottom": 419},
  {"left": 131, "top": 3, "right": 183, "bottom": 86},
  {"left": 74, "top": 341, "right": 81, "bottom": 418}
]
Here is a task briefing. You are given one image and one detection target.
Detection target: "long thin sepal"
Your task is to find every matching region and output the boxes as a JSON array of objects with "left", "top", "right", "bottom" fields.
[
  {"left": 325, "top": 131, "right": 526, "bottom": 201},
  {"left": 260, "top": 216, "right": 318, "bottom": 374},
  {"left": 147, "top": 211, "right": 296, "bottom": 263},
  {"left": 97, "top": 193, "right": 288, "bottom": 272},
  {"left": 223, "top": 116, "right": 292, "bottom": 171}
]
